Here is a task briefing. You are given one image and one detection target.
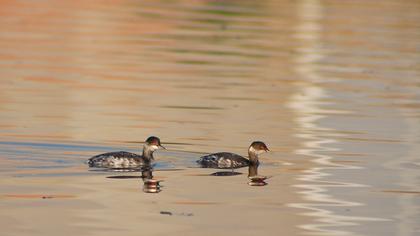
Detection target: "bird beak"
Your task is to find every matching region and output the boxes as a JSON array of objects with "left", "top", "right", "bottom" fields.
[
  {"left": 159, "top": 145, "right": 166, "bottom": 150},
  {"left": 265, "top": 147, "right": 270, "bottom": 152}
]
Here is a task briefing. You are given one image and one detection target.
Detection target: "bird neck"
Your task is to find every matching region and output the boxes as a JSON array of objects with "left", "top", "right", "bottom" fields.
[
  {"left": 142, "top": 146, "right": 154, "bottom": 162},
  {"left": 248, "top": 150, "right": 259, "bottom": 165}
]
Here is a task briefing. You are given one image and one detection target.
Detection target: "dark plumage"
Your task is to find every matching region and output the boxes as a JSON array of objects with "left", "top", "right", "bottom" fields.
[
  {"left": 88, "top": 136, "right": 165, "bottom": 168},
  {"left": 198, "top": 152, "right": 250, "bottom": 169},
  {"left": 197, "top": 141, "right": 269, "bottom": 169}
]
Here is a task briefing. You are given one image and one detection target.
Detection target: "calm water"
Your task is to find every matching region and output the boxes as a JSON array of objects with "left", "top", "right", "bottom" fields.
[{"left": 0, "top": 0, "right": 420, "bottom": 235}]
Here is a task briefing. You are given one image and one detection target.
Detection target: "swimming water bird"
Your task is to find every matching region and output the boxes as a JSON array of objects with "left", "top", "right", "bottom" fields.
[
  {"left": 197, "top": 141, "right": 269, "bottom": 169},
  {"left": 88, "top": 136, "right": 165, "bottom": 168}
]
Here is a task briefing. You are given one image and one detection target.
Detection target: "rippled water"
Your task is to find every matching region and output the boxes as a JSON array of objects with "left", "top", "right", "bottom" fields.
[{"left": 1, "top": 0, "right": 419, "bottom": 235}]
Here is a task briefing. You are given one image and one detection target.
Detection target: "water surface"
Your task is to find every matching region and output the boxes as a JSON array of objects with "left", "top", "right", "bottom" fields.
[{"left": 0, "top": 0, "right": 420, "bottom": 235}]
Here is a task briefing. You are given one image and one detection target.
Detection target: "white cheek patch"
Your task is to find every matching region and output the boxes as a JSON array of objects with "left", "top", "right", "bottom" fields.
[
  {"left": 249, "top": 146, "right": 257, "bottom": 154},
  {"left": 257, "top": 149, "right": 266, "bottom": 154},
  {"left": 249, "top": 146, "right": 266, "bottom": 155},
  {"left": 151, "top": 145, "right": 159, "bottom": 151}
]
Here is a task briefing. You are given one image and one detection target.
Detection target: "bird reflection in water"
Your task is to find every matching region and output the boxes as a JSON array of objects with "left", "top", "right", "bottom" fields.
[
  {"left": 105, "top": 166, "right": 163, "bottom": 193},
  {"left": 210, "top": 164, "right": 269, "bottom": 186},
  {"left": 247, "top": 164, "right": 269, "bottom": 186},
  {"left": 141, "top": 167, "right": 163, "bottom": 193}
]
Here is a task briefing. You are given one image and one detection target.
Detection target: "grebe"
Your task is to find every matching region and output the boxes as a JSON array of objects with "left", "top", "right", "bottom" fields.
[
  {"left": 88, "top": 136, "right": 165, "bottom": 168},
  {"left": 197, "top": 141, "right": 269, "bottom": 169}
]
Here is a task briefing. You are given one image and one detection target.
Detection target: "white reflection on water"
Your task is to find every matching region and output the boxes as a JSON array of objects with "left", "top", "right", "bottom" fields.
[
  {"left": 384, "top": 107, "right": 420, "bottom": 235},
  {"left": 288, "top": 1, "right": 389, "bottom": 235}
]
